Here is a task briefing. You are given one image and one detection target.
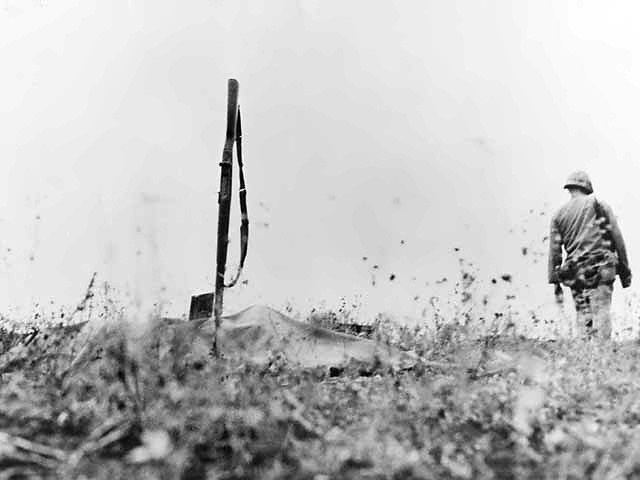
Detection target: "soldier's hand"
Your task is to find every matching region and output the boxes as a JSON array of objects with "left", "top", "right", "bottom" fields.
[
  {"left": 621, "top": 274, "right": 632, "bottom": 289},
  {"left": 554, "top": 283, "right": 564, "bottom": 304}
]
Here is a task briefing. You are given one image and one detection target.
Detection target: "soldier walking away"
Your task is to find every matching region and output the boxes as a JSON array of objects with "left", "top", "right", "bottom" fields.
[{"left": 548, "top": 171, "right": 631, "bottom": 339}]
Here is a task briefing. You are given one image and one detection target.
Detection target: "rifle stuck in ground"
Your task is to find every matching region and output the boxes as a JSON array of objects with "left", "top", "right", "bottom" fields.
[{"left": 209, "top": 78, "right": 249, "bottom": 355}]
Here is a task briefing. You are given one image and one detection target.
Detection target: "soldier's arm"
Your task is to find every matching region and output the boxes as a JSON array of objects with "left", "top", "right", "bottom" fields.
[
  {"left": 603, "top": 204, "right": 631, "bottom": 287},
  {"left": 548, "top": 217, "right": 563, "bottom": 284}
]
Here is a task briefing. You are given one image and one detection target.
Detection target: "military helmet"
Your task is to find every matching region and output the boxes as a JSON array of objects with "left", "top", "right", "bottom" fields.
[{"left": 563, "top": 171, "right": 593, "bottom": 194}]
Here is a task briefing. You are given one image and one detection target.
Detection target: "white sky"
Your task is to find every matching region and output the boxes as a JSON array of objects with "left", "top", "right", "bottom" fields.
[{"left": 2, "top": 1, "right": 640, "bottom": 331}]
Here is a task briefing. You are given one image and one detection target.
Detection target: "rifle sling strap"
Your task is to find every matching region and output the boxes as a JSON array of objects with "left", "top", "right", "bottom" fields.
[{"left": 225, "top": 107, "right": 249, "bottom": 288}]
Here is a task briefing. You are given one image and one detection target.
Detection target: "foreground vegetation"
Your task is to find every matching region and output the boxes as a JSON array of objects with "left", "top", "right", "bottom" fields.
[{"left": 0, "top": 306, "right": 639, "bottom": 480}]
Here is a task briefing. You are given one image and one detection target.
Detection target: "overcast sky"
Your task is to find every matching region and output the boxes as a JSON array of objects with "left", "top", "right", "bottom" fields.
[{"left": 2, "top": 1, "right": 640, "bottom": 330}]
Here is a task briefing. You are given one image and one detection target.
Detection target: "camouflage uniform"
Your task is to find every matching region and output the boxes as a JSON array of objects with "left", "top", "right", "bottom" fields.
[{"left": 548, "top": 172, "right": 631, "bottom": 339}]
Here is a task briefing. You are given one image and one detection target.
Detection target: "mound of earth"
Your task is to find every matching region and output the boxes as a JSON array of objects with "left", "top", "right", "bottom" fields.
[
  {"left": 213, "top": 305, "right": 415, "bottom": 368},
  {"left": 65, "top": 305, "right": 416, "bottom": 371}
]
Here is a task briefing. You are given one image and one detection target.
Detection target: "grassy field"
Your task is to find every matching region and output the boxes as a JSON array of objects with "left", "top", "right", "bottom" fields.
[{"left": 0, "top": 305, "right": 639, "bottom": 480}]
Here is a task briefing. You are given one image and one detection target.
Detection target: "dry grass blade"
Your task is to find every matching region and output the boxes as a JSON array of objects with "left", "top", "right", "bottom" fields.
[
  {"left": 474, "top": 366, "right": 517, "bottom": 379},
  {"left": 0, "top": 466, "right": 44, "bottom": 480},
  {"left": 83, "top": 421, "right": 133, "bottom": 453},
  {"left": 67, "top": 418, "right": 134, "bottom": 468},
  {"left": 86, "top": 416, "right": 129, "bottom": 443},
  {"left": 422, "top": 359, "right": 459, "bottom": 369},
  {"left": 66, "top": 272, "right": 97, "bottom": 323},
  {"left": 281, "top": 391, "right": 323, "bottom": 438},
  {"left": 0, "top": 431, "right": 67, "bottom": 469}
]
